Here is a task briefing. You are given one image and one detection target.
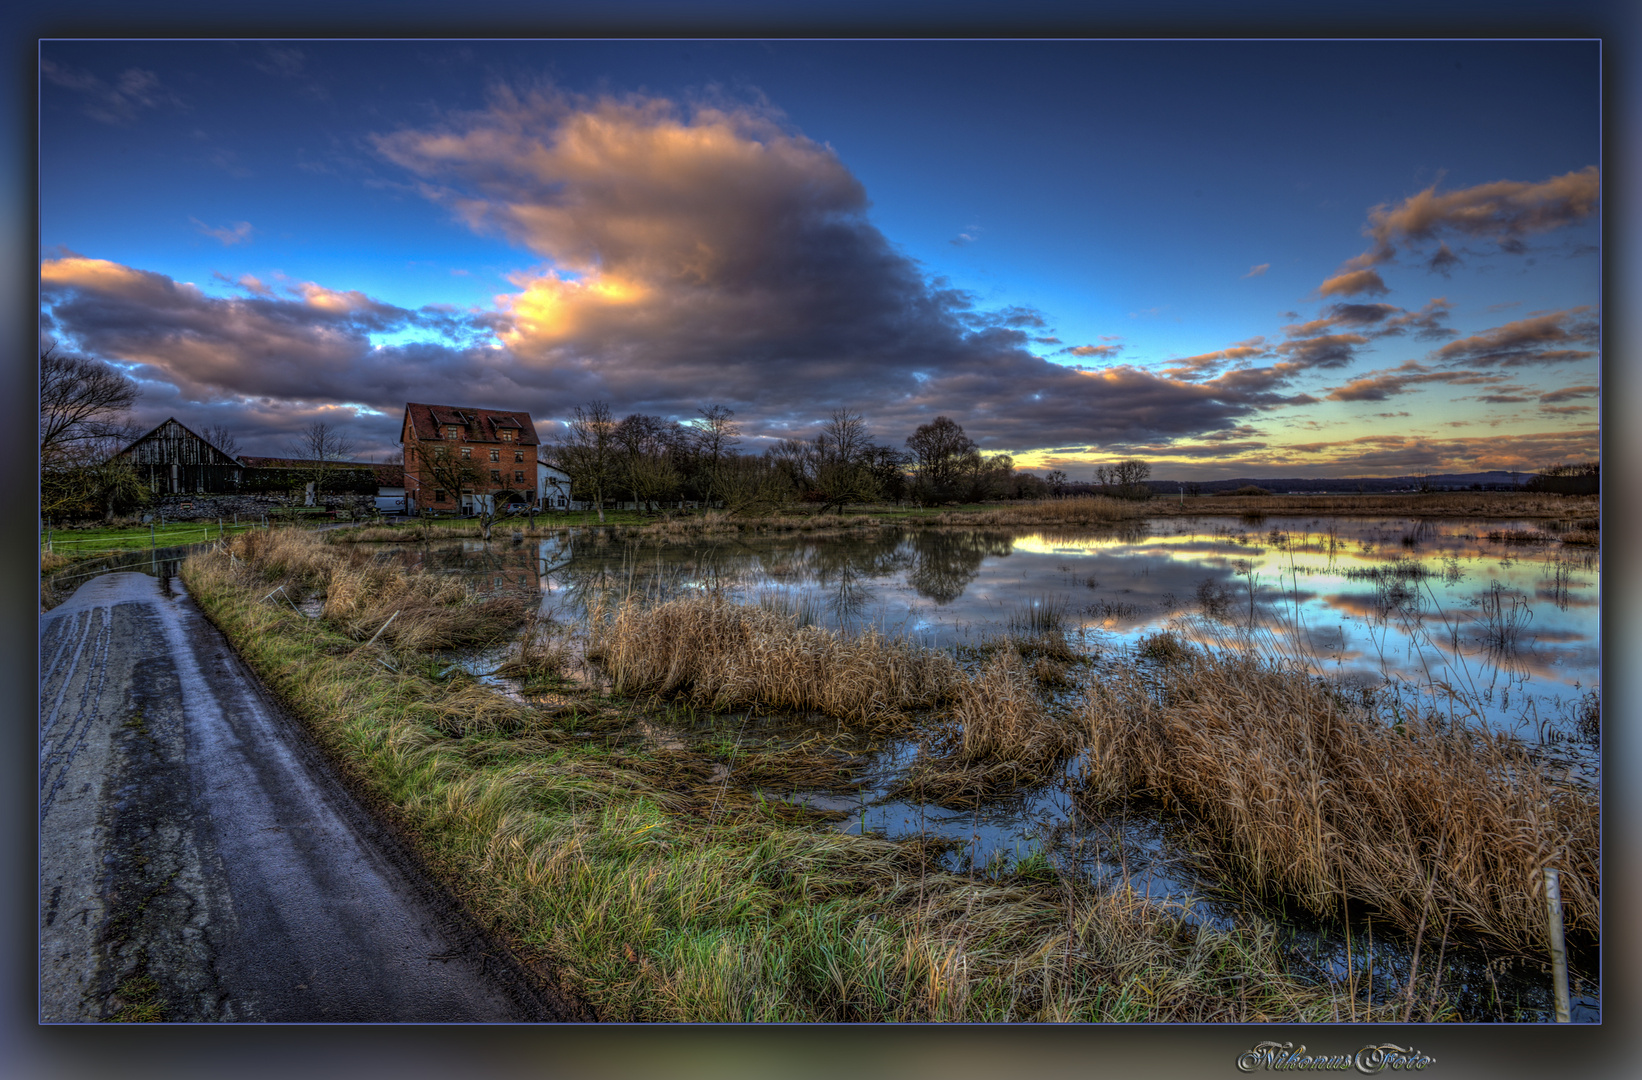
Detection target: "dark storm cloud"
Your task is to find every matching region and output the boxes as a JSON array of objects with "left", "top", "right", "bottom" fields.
[{"left": 1434, "top": 308, "right": 1599, "bottom": 368}]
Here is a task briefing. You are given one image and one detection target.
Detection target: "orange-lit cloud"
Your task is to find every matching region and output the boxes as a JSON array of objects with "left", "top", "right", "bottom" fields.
[
  {"left": 1435, "top": 307, "right": 1598, "bottom": 368},
  {"left": 1319, "top": 167, "right": 1598, "bottom": 296}
]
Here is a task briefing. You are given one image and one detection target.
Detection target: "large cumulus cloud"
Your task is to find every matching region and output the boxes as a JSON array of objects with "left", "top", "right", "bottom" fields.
[{"left": 368, "top": 89, "right": 1320, "bottom": 450}]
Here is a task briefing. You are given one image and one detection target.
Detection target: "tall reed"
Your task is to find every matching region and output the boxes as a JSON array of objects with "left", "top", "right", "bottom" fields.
[
  {"left": 589, "top": 593, "right": 963, "bottom": 724},
  {"left": 1080, "top": 647, "right": 1596, "bottom": 953}
]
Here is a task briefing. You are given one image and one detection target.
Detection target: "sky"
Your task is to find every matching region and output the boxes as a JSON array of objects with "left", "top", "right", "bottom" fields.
[{"left": 37, "top": 39, "right": 1601, "bottom": 480}]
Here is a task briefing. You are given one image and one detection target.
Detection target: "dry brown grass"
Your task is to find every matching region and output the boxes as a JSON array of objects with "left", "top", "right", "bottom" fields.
[
  {"left": 226, "top": 527, "right": 529, "bottom": 650},
  {"left": 1080, "top": 648, "right": 1597, "bottom": 954},
  {"left": 589, "top": 593, "right": 963, "bottom": 724},
  {"left": 1157, "top": 491, "right": 1596, "bottom": 520},
  {"left": 929, "top": 496, "right": 1145, "bottom": 528},
  {"left": 40, "top": 550, "right": 71, "bottom": 574},
  {"left": 956, "top": 651, "right": 1077, "bottom": 769}
]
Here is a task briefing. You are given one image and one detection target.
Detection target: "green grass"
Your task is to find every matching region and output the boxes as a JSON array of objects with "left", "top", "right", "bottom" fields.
[
  {"left": 41, "top": 521, "right": 271, "bottom": 563},
  {"left": 176, "top": 543, "right": 1411, "bottom": 1022}
]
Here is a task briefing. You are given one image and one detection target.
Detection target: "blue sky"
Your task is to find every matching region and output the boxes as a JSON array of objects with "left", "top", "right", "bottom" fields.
[{"left": 39, "top": 39, "right": 1600, "bottom": 477}]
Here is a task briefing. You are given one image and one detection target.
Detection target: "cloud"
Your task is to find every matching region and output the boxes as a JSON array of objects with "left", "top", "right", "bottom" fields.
[
  {"left": 1318, "top": 268, "right": 1389, "bottom": 298},
  {"left": 1365, "top": 167, "right": 1599, "bottom": 253},
  {"left": 1285, "top": 298, "right": 1453, "bottom": 344},
  {"left": 1324, "top": 360, "right": 1513, "bottom": 402},
  {"left": 1427, "top": 242, "right": 1461, "bottom": 276},
  {"left": 1435, "top": 307, "right": 1599, "bottom": 368},
  {"left": 1275, "top": 429, "right": 1598, "bottom": 474},
  {"left": 1538, "top": 384, "right": 1598, "bottom": 404},
  {"left": 363, "top": 88, "right": 1331, "bottom": 450},
  {"left": 1243, "top": 263, "right": 1269, "bottom": 278},
  {"left": 1274, "top": 332, "right": 1369, "bottom": 370},
  {"left": 1156, "top": 341, "right": 1269, "bottom": 381},
  {"left": 41, "top": 59, "right": 180, "bottom": 125},
  {"left": 1061, "top": 344, "right": 1122, "bottom": 360},
  {"left": 950, "top": 225, "right": 981, "bottom": 246},
  {"left": 191, "top": 218, "right": 255, "bottom": 246},
  {"left": 39, "top": 254, "right": 516, "bottom": 456},
  {"left": 1319, "top": 168, "right": 1598, "bottom": 296},
  {"left": 253, "top": 46, "right": 306, "bottom": 78}
]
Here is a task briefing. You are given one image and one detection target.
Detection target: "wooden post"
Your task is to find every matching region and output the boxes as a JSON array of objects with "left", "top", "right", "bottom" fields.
[{"left": 1544, "top": 868, "right": 1571, "bottom": 1021}]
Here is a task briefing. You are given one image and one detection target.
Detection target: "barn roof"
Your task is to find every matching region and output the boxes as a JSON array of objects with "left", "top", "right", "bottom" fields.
[{"left": 116, "top": 417, "right": 242, "bottom": 465}]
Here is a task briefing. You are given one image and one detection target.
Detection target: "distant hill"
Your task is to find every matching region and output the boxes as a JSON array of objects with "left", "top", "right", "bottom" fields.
[{"left": 1143, "top": 471, "right": 1526, "bottom": 495}]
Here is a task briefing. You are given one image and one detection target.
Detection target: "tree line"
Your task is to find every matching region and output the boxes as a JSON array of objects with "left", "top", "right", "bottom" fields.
[{"left": 541, "top": 404, "right": 1064, "bottom": 518}]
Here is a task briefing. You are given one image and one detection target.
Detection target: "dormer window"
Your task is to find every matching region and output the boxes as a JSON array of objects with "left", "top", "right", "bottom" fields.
[
  {"left": 444, "top": 425, "right": 460, "bottom": 440},
  {"left": 500, "top": 429, "right": 513, "bottom": 442}
]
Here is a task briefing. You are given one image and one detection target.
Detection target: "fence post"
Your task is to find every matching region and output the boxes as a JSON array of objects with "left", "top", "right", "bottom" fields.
[{"left": 1544, "top": 867, "right": 1571, "bottom": 1021}]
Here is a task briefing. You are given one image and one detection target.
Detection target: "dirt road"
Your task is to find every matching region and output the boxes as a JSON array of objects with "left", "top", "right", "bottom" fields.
[{"left": 39, "top": 571, "right": 578, "bottom": 1022}]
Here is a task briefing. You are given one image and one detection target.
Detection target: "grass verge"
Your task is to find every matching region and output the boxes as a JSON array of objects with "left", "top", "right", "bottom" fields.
[{"left": 180, "top": 535, "right": 1393, "bottom": 1021}]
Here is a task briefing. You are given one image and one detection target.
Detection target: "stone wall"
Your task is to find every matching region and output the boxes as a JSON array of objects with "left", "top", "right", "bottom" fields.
[{"left": 152, "top": 491, "right": 377, "bottom": 521}]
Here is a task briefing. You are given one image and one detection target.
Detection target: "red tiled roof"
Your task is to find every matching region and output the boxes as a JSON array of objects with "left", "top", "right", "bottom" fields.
[{"left": 404, "top": 402, "right": 539, "bottom": 446}]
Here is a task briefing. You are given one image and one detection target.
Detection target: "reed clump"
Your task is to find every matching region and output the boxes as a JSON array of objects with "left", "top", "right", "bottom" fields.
[
  {"left": 493, "top": 613, "right": 573, "bottom": 684},
  {"left": 589, "top": 593, "right": 964, "bottom": 724},
  {"left": 1079, "top": 647, "right": 1597, "bottom": 954},
  {"left": 226, "top": 527, "right": 529, "bottom": 650},
  {"left": 956, "top": 651, "right": 1077, "bottom": 769}
]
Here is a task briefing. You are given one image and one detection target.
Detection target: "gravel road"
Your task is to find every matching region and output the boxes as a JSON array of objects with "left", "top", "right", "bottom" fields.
[{"left": 39, "top": 570, "right": 582, "bottom": 1022}]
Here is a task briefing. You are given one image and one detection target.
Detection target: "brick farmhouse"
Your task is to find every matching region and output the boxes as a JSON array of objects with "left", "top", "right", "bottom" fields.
[{"left": 401, "top": 401, "right": 570, "bottom": 514}]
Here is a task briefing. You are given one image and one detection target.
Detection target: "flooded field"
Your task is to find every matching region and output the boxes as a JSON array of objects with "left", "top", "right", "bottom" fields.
[
  {"left": 419, "top": 514, "right": 1599, "bottom": 742},
  {"left": 263, "top": 515, "right": 1609, "bottom": 1019}
]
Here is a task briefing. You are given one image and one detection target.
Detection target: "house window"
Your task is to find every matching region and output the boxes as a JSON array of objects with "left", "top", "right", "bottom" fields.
[
  {"left": 489, "top": 449, "right": 500, "bottom": 462},
  {"left": 491, "top": 469, "right": 501, "bottom": 482},
  {"left": 500, "top": 430, "right": 513, "bottom": 442},
  {"left": 434, "top": 489, "right": 446, "bottom": 503},
  {"left": 514, "top": 470, "right": 525, "bottom": 482},
  {"left": 460, "top": 446, "right": 471, "bottom": 457},
  {"left": 514, "top": 450, "right": 523, "bottom": 462},
  {"left": 444, "top": 426, "right": 460, "bottom": 440}
]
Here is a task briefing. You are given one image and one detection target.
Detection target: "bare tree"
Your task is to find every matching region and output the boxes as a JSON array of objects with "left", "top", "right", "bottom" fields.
[
  {"left": 1094, "top": 459, "right": 1152, "bottom": 499},
  {"left": 614, "top": 413, "right": 682, "bottom": 512},
  {"left": 905, "top": 415, "right": 975, "bottom": 503},
  {"left": 691, "top": 404, "right": 741, "bottom": 469},
  {"left": 1045, "top": 469, "right": 1069, "bottom": 498},
  {"left": 40, "top": 341, "right": 138, "bottom": 465},
  {"left": 42, "top": 430, "right": 147, "bottom": 523},
  {"left": 417, "top": 440, "right": 504, "bottom": 537},
  {"left": 811, "top": 408, "right": 882, "bottom": 514},
  {"left": 203, "top": 423, "right": 241, "bottom": 460},
  {"left": 282, "top": 421, "right": 358, "bottom": 503},
  {"left": 549, "top": 401, "right": 617, "bottom": 522}
]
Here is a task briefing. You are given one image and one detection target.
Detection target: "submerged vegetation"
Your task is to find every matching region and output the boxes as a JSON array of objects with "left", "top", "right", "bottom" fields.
[{"left": 175, "top": 525, "right": 1596, "bottom": 1021}]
